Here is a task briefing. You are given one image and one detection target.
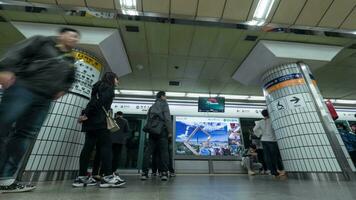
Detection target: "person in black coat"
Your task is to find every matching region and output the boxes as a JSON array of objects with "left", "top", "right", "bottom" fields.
[{"left": 73, "top": 72, "right": 126, "bottom": 188}]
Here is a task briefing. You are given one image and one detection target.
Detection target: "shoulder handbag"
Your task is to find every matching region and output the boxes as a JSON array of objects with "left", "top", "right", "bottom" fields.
[
  {"left": 102, "top": 106, "right": 120, "bottom": 133},
  {"left": 95, "top": 92, "right": 120, "bottom": 133},
  {"left": 143, "top": 105, "right": 164, "bottom": 135}
]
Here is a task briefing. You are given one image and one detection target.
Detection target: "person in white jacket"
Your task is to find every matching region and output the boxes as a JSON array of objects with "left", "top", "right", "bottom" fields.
[{"left": 253, "top": 109, "right": 286, "bottom": 177}]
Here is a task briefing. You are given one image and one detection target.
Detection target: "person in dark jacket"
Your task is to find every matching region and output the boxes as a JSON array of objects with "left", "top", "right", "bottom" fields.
[
  {"left": 337, "top": 124, "right": 356, "bottom": 165},
  {"left": 111, "top": 111, "right": 130, "bottom": 174},
  {"left": 92, "top": 111, "right": 130, "bottom": 178},
  {"left": 141, "top": 91, "right": 173, "bottom": 181},
  {"left": 74, "top": 72, "right": 126, "bottom": 188},
  {"left": 0, "top": 27, "right": 79, "bottom": 193}
]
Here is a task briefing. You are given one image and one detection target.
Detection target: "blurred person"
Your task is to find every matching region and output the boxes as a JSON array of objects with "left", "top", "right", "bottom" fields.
[
  {"left": 74, "top": 72, "right": 126, "bottom": 188},
  {"left": 241, "top": 144, "right": 263, "bottom": 175},
  {"left": 337, "top": 124, "right": 356, "bottom": 165},
  {"left": 253, "top": 109, "right": 286, "bottom": 177},
  {"left": 0, "top": 28, "right": 80, "bottom": 193},
  {"left": 141, "top": 91, "right": 172, "bottom": 181},
  {"left": 350, "top": 124, "right": 356, "bottom": 134}
]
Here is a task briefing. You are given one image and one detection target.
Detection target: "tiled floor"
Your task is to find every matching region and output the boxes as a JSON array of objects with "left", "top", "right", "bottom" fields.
[{"left": 2, "top": 175, "right": 356, "bottom": 200}]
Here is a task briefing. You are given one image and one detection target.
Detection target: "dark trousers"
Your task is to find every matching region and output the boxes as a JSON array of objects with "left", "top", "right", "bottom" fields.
[
  {"left": 256, "top": 149, "right": 267, "bottom": 171},
  {"left": 79, "top": 130, "right": 112, "bottom": 176},
  {"left": 262, "top": 141, "right": 284, "bottom": 176},
  {"left": 142, "top": 133, "right": 169, "bottom": 174},
  {"left": 0, "top": 84, "right": 51, "bottom": 184},
  {"left": 93, "top": 143, "right": 123, "bottom": 175},
  {"left": 152, "top": 139, "right": 174, "bottom": 174}
]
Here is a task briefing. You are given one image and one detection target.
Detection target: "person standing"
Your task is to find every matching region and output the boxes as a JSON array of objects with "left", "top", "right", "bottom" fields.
[
  {"left": 141, "top": 91, "right": 172, "bottom": 181},
  {"left": 74, "top": 72, "right": 125, "bottom": 188},
  {"left": 253, "top": 109, "right": 286, "bottom": 177},
  {"left": 0, "top": 28, "right": 80, "bottom": 193},
  {"left": 111, "top": 111, "right": 130, "bottom": 175}
]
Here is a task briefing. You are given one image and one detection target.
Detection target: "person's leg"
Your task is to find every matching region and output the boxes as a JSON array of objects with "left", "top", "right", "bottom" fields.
[
  {"left": 79, "top": 133, "right": 98, "bottom": 176},
  {"left": 256, "top": 149, "right": 267, "bottom": 171},
  {"left": 96, "top": 130, "right": 112, "bottom": 177},
  {"left": 273, "top": 142, "right": 285, "bottom": 173},
  {"left": 158, "top": 136, "right": 169, "bottom": 178},
  {"left": 0, "top": 84, "right": 35, "bottom": 185},
  {"left": 111, "top": 143, "right": 122, "bottom": 174},
  {"left": 0, "top": 86, "right": 50, "bottom": 186},
  {"left": 262, "top": 142, "right": 277, "bottom": 176},
  {"left": 142, "top": 137, "right": 157, "bottom": 177},
  {"left": 92, "top": 143, "right": 101, "bottom": 176},
  {"left": 151, "top": 146, "right": 158, "bottom": 174},
  {"left": 269, "top": 142, "right": 282, "bottom": 176},
  {"left": 168, "top": 140, "right": 175, "bottom": 174}
]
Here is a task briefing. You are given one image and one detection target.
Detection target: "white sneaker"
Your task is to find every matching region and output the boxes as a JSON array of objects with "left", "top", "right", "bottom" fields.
[
  {"left": 100, "top": 174, "right": 126, "bottom": 188},
  {"left": 0, "top": 183, "right": 36, "bottom": 193}
]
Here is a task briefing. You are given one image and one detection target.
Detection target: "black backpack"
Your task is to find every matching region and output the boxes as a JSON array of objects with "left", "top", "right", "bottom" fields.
[{"left": 143, "top": 103, "right": 164, "bottom": 135}]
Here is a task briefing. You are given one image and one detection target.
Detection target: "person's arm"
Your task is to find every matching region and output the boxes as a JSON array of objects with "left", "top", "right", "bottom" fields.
[
  {"left": 162, "top": 102, "right": 173, "bottom": 136},
  {"left": 253, "top": 120, "right": 262, "bottom": 137},
  {"left": 0, "top": 36, "right": 45, "bottom": 89},
  {"left": 97, "top": 83, "right": 114, "bottom": 111},
  {"left": 0, "top": 36, "right": 45, "bottom": 72}
]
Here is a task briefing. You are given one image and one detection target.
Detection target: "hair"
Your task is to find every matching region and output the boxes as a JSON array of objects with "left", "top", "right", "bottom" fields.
[
  {"left": 116, "top": 111, "right": 123, "bottom": 116},
  {"left": 59, "top": 27, "right": 80, "bottom": 35},
  {"left": 156, "top": 91, "right": 166, "bottom": 99},
  {"left": 261, "top": 109, "right": 269, "bottom": 117},
  {"left": 101, "top": 72, "right": 118, "bottom": 87}
]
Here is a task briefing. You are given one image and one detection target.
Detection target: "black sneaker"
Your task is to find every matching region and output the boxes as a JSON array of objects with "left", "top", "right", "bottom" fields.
[
  {"left": 140, "top": 173, "right": 149, "bottom": 181},
  {"left": 160, "top": 172, "right": 168, "bottom": 181},
  {"left": 99, "top": 174, "right": 126, "bottom": 188},
  {"left": 72, "top": 176, "right": 90, "bottom": 187},
  {"left": 0, "top": 183, "right": 36, "bottom": 193}
]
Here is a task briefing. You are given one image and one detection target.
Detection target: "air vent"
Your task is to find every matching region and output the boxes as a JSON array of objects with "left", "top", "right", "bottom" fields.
[
  {"left": 244, "top": 35, "right": 258, "bottom": 41},
  {"left": 348, "top": 44, "right": 356, "bottom": 50},
  {"left": 126, "top": 26, "right": 139, "bottom": 32},
  {"left": 169, "top": 81, "right": 180, "bottom": 86}
]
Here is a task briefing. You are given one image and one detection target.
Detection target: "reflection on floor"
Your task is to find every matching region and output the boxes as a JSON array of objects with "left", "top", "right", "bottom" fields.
[{"left": 2, "top": 175, "right": 356, "bottom": 200}]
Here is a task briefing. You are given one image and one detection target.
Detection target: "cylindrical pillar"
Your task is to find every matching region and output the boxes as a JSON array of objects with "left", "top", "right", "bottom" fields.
[
  {"left": 261, "top": 62, "right": 353, "bottom": 180},
  {"left": 21, "top": 50, "right": 103, "bottom": 182}
]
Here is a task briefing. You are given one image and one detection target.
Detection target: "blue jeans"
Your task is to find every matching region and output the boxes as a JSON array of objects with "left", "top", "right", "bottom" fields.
[{"left": 0, "top": 83, "right": 51, "bottom": 185}]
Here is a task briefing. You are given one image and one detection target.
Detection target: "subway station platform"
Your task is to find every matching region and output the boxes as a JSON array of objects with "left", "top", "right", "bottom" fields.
[{"left": 2, "top": 175, "right": 356, "bottom": 200}]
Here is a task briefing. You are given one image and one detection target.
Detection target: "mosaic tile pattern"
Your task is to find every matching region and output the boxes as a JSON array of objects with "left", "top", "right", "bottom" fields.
[{"left": 262, "top": 63, "right": 342, "bottom": 172}]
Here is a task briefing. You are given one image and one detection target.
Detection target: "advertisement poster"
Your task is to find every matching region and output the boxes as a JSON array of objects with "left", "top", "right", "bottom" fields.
[{"left": 175, "top": 116, "right": 242, "bottom": 157}]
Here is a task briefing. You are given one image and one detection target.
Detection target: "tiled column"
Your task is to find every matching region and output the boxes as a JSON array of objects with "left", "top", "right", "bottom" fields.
[
  {"left": 21, "top": 50, "right": 102, "bottom": 182},
  {"left": 262, "top": 62, "right": 352, "bottom": 179}
]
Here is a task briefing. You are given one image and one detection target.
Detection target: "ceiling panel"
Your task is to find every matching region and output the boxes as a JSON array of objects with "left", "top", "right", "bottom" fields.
[
  {"left": 0, "top": 10, "right": 39, "bottom": 22},
  {"left": 189, "top": 26, "right": 219, "bottom": 57},
  {"left": 197, "top": 0, "right": 226, "bottom": 18},
  {"left": 143, "top": 0, "right": 170, "bottom": 14},
  {"left": 145, "top": 22, "right": 169, "bottom": 54},
  {"left": 271, "top": 0, "right": 307, "bottom": 24},
  {"left": 199, "top": 59, "right": 225, "bottom": 79},
  {"left": 318, "top": 0, "right": 356, "bottom": 28},
  {"left": 63, "top": 15, "right": 93, "bottom": 26},
  {"left": 209, "top": 28, "right": 242, "bottom": 58},
  {"left": 119, "top": 76, "right": 152, "bottom": 90},
  {"left": 341, "top": 8, "right": 356, "bottom": 29},
  {"left": 28, "top": 0, "right": 57, "bottom": 4},
  {"left": 295, "top": 0, "right": 333, "bottom": 26},
  {"left": 209, "top": 81, "right": 227, "bottom": 94},
  {"left": 127, "top": 53, "right": 149, "bottom": 77},
  {"left": 35, "top": 13, "right": 67, "bottom": 24},
  {"left": 222, "top": 0, "right": 253, "bottom": 22},
  {"left": 57, "top": 0, "right": 86, "bottom": 7},
  {"left": 229, "top": 38, "right": 257, "bottom": 64},
  {"left": 92, "top": 18, "right": 119, "bottom": 28},
  {"left": 167, "top": 56, "right": 187, "bottom": 79},
  {"left": 171, "top": 0, "right": 198, "bottom": 16},
  {"left": 184, "top": 59, "right": 205, "bottom": 79},
  {"left": 193, "top": 79, "right": 212, "bottom": 93},
  {"left": 149, "top": 55, "right": 168, "bottom": 78},
  {"left": 0, "top": 22, "right": 25, "bottom": 45},
  {"left": 169, "top": 24, "right": 195, "bottom": 56},
  {"left": 119, "top": 20, "right": 147, "bottom": 54},
  {"left": 86, "top": 0, "right": 116, "bottom": 9},
  {"left": 215, "top": 61, "right": 237, "bottom": 82}
]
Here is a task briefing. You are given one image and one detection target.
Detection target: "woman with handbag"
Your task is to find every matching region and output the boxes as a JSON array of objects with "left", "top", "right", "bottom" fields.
[{"left": 73, "top": 72, "right": 126, "bottom": 188}]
